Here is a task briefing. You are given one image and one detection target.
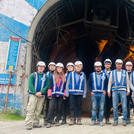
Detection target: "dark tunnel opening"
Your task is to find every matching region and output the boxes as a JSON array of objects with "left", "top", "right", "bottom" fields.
[
  {"left": 31, "top": 0, "right": 134, "bottom": 113},
  {"left": 32, "top": 0, "right": 134, "bottom": 78}
]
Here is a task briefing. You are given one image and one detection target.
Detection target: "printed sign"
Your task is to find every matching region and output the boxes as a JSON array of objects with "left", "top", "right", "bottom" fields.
[
  {"left": 0, "top": 73, "right": 16, "bottom": 85},
  {"left": 6, "top": 36, "right": 21, "bottom": 72}
]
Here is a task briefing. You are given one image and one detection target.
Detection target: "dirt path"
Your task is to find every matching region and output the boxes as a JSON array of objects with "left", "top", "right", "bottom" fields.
[{"left": 1, "top": 118, "right": 134, "bottom": 134}]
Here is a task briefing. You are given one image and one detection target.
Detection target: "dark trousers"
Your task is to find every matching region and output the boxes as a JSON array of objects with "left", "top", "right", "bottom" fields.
[
  {"left": 63, "top": 97, "right": 69, "bottom": 121},
  {"left": 44, "top": 96, "right": 49, "bottom": 119},
  {"left": 127, "top": 91, "right": 132, "bottom": 119},
  {"left": 105, "top": 93, "right": 112, "bottom": 119},
  {"left": 69, "top": 94, "right": 82, "bottom": 118},
  {"left": 46, "top": 96, "right": 63, "bottom": 123}
]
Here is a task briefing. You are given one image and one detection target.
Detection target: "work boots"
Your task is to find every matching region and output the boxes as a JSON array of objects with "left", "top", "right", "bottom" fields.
[
  {"left": 55, "top": 118, "right": 60, "bottom": 126},
  {"left": 105, "top": 118, "right": 111, "bottom": 124},
  {"left": 33, "top": 124, "right": 42, "bottom": 128},
  {"left": 77, "top": 118, "right": 82, "bottom": 125},
  {"left": 69, "top": 118, "right": 75, "bottom": 125}
]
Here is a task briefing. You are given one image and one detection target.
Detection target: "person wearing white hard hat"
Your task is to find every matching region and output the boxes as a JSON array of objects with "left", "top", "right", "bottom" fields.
[
  {"left": 66, "top": 61, "right": 87, "bottom": 125},
  {"left": 62, "top": 62, "right": 74, "bottom": 125},
  {"left": 44, "top": 62, "right": 56, "bottom": 125},
  {"left": 89, "top": 61, "right": 108, "bottom": 126},
  {"left": 25, "top": 61, "right": 49, "bottom": 130},
  {"left": 103, "top": 59, "right": 112, "bottom": 124},
  {"left": 46, "top": 62, "right": 56, "bottom": 78},
  {"left": 66, "top": 62, "right": 74, "bottom": 73},
  {"left": 108, "top": 59, "right": 130, "bottom": 126},
  {"left": 125, "top": 61, "right": 133, "bottom": 72},
  {"left": 74, "top": 61, "right": 83, "bottom": 65},
  {"left": 45, "top": 62, "right": 66, "bottom": 128},
  {"left": 65, "top": 62, "right": 75, "bottom": 82},
  {"left": 125, "top": 61, "right": 133, "bottom": 124}
]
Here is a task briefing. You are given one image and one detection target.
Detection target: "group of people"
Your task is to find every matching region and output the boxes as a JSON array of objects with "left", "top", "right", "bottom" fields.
[{"left": 25, "top": 59, "right": 134, "bottom": 130}]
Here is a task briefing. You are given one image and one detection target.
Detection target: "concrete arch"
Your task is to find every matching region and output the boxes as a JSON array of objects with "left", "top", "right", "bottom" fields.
[{"left": 23, "top": 0, "right": 60, "bottom": 115}]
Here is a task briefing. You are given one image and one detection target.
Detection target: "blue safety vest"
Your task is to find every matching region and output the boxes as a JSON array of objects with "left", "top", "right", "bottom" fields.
[
  {"left": 91, "top": 72, "right": 106, "bottom": 93},
  {"left": 111, "top": 69, "right": 127, "bottom": 91},
  {"left": 69, "top": 71, "right": 85, "bottom": 94},
  {"left": 65, "top": 72, "right": 71, "bottom": 81},
  {"left": 131, "top": 71, "right": 134, "bottom": 85},
  {"left": 29, "top": 72, "right": 47, "bottom": 94},
  {"left": 46, "top": 71, "right": 51, "bottom": 79},
  {"left": 65, "top": 73, "right": 68, "bottom": 80},
  {"left": 51, "top": 75, "right": 65, "bottom": 96},
  {"left": 102, "top": 69, "right": 111, "bottom": 79}
]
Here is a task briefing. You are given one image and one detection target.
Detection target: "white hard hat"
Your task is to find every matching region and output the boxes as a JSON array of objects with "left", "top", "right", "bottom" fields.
[
  {"left": 56, "top": 63, "right": 64, "bottom": 68},
  {"left": 125, "top": 61, "right": 133, "bottom": 66},
  {"left": 66, "top": 62, "right": 74, "bottom": 67},
  {"left": 94, "top": 61, "right": 102, "bottom": 67},
  {"left": 115, "top": 59, "right": 123, "bottom": 64},
  {"left": 48, "top": 62, "right": 56, "bottom": 67},
  {"left": 37, "top": 61, "right": 46, "bottom": 67},
  {"left": 104, "top": 59, "right": 112, "bottom": 64},
  {"left": 74, "top": 61, "right": 83, "bottom": 66}
]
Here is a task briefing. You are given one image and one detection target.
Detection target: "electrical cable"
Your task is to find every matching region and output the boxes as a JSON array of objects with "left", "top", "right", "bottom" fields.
[{"left": 0, "top": 19, "right": 33, "bottom": 45}]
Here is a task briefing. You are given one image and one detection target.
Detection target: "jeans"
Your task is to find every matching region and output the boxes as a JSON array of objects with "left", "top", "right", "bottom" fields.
[
  {"left": 112, "top": 90, "right": 127, "bottom": 122},
  {"left": 46, "top": 96, "right": 63, "bottom": 123},
  {"left": 69, "top": 95, "right": 82, "bottom": 118},
  {"left": 91, "top": 93, "right": 105, "bottom": 122}
]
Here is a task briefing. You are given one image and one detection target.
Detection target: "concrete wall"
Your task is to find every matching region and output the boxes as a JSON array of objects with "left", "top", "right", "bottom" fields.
[{"left": 0, "top": 0, "right": 47, "bottom": 115}]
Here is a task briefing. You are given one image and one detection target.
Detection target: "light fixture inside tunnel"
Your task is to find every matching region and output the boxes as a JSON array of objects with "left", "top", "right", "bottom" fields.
[
  {"left": 123, "top": 44, "right": 134, "bottom": 61},
  {"left": 96, "top": 40, "right": 108, "bottom": 54}
]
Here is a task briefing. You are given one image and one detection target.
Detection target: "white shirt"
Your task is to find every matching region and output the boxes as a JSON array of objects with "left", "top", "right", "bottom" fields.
[{"left": 108, "top": 70, "right": 130, "bottom": 92}]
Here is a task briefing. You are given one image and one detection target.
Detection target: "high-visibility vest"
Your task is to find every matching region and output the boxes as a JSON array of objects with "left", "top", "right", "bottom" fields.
[
  {"left": 69, "top": 71, "right": 85, "bottom": 94},
  {"left": 65, "top": 72, "right": 71, "bottom": 81},
  {"left": 65, "top": 73, "right": 68, "bottom": 80},
  {"left": 102, "top": 69, "right": 111, "bottom": 79},
  {"left": 30, "top": 72, "right": 47, "bottom": 94},
  {"left": 131, "top": 71, "right": 134, "bottom": 85},
  {"left": 51, "top": 75, "right": 65, "bottom": 96},
  {"left": 111, "top": 69, "right": 127, "bottom": 91},
  {"left": 91, "top": 72, "right": 106, "bottom": 93},
  {"left": 46, "top": 71, "right": 53, "bottom": 79}
]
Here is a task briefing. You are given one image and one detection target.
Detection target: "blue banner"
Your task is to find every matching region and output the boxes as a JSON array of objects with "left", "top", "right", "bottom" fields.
[
  {"left": 0, "top": 73, "right": 16, "bottom": 85},
  {"left": 6, "top": 36, "right": 21, "bottom": 72}
]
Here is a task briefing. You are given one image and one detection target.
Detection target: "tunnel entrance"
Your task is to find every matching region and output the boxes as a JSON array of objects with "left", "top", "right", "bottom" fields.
[
  {"left": 31, "top": 0, "right": 134, "bottom": 76},
  {"left": 27, "top": 0, "right": 134, "bottom": 114}
]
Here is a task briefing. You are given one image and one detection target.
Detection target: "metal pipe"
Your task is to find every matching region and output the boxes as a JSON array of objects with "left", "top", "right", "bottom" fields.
[{"left": 4, "top": 72, "right": 12, "bottom": 111}]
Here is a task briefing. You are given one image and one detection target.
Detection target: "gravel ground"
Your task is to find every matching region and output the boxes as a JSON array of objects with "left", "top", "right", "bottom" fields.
[{"left": 1, "top": 118, "right": 134, "bottom": 134}]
